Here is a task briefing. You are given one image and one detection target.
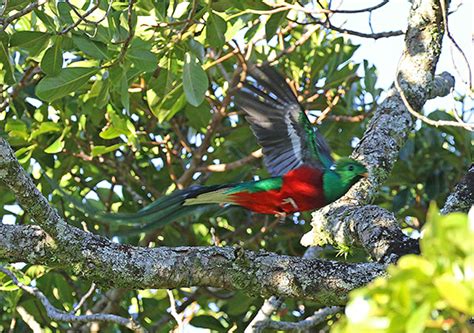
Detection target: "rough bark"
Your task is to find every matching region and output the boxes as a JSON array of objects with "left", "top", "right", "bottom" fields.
[
  {"left": 441, "top": 164, "right": 474, "bottom": 214},
  {"left": 0, "top": 224, "right": 384, "bottom": 305},
  {"left": 0, "top": 138, "right": 384, "bottom": 304},
  {"left": 303, "top": 0, "right": 452, "bottom": 263}
]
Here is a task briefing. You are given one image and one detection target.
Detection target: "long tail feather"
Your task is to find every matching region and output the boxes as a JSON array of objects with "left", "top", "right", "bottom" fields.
[{"left": 45, "top": 174, "right": 232, "bottom": 231}]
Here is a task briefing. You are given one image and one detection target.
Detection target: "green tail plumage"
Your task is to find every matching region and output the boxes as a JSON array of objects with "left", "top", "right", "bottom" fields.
[{"left": 45, "top": 174, "right": 231, "bottom": 234}]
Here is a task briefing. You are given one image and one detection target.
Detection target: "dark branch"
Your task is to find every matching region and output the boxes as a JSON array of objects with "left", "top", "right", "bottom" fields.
[{"left": 441, "top": 164, "right": 474, "bottom": 214}]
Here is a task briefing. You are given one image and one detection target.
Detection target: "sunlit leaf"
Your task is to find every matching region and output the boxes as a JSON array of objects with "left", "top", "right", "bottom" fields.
[
  {"left": 182, "top": 52, "right": 208, "bottom": 107},
  {"left": 36, "top": 67, "right": 99, "bottom": 102},
  {"left": 40, "top": 38, "right": 63, "bottom": 76}
]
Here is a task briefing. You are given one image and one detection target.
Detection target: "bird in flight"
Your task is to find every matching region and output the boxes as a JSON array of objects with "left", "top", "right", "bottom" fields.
[{"left": 63, "top": 65, "right": 368, "bottom": 232}]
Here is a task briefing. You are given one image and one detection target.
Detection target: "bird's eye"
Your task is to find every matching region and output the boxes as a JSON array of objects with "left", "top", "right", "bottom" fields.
[{"left": 348, "top": 165, "right": 355, "bottom": 171}]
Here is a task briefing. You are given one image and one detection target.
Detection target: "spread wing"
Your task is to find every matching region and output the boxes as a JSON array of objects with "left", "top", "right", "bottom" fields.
[{"left": 234, "top": 64, "right": 334, "bottom": 176}]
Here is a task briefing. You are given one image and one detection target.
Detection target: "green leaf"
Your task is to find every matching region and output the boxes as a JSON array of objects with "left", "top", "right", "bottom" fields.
[
  {"left": 405, "top": 302, "right": 430, "bottom": 333},
  {"left": 190, "top": 315, "right": 225, "bottom": 330},
  {"left": 5, "top": 119, "right": 28, "bottom": 139},
  {"left": 206, "top": 11, "right": 227, "bottom": 48},
  {"left": 34, "top": 9, "right": 57, "bottom": 30},
  {"left": 99, "top": 109, "right": 134, "bottom": 139},
  {"left": 36, "top": 67, "right": 99, "bottom": 102},
  {"left": 392, "top": 188, "right": 409, "bottom": 212},
  {"left": 25, "top": 265, "right": 48, "bottom": 280},
  {"left": 182, "top": 52, "right": 208, "bottom": 107},
  {"left": 99, "top": 127, "right": 122, "bottom": 140},
  {"left": 4, "top": 0, "right": 31, "bottom": 13},
  {"left": 120, "top": 72, "right": 130, "bottom": 111},
  {"left": 434, "top": 275, "right": 472, "bottom": 314},
  {"left": 0, "top": 32, "right": 15, "bottom": 84},
  {"left": 40, "top": 39, "right": 63, "bottom": 76},
  {"left": 73, "top": 36, "right": 110, "bottom": 60},
  {"left": 211, "top": 0, "right": 235, "bottom": 12},
  {"left": 16, "top": 145, "right": 37, "bottom": 164},
  {"left": 126, "top": 39, "right": 158, "bottom": 72},
  {"left": 44, "top": 135, "right": 65, "bottom": 154},
  {"left": 184, "top": 101, "right": 212, "bottom": 130},
  {"left": 10, "top": 31, "right": 51, "bottom": 56},
  {"left": 30, "top": 122, "right": 62, "bottom": 139},
  {"left": 44, "top": 126, "right": 69, "bottom": 154},
  {"left": 226, "top": 292, "right": 255, "bottom": 316},
  {"left": 265, "top": 11, "right": 287, "bottom": 41},
  {"left": 91, "top": 144, "right": 124, "bottom": 157},
  {"left": 57, "top": 1, "right": 74, "bottom": 25},
  {"left": 96, "top": 76, "right": 110, "bottom": 108}
]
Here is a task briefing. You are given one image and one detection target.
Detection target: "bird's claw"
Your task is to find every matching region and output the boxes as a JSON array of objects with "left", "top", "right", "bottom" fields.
[
  {"left": 274, "top": 212, "right": 287, "bottom": 223},
  {"left": 282, "top": 197, "right": 298, "bottom": 210}
]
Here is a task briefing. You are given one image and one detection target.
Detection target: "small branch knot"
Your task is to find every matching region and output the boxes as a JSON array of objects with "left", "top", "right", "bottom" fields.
[{"left": 428, "top": 71, "right": 455, "bottom": 99}]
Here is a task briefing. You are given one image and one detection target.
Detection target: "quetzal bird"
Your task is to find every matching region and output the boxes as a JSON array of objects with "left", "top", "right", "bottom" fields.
[{"left": 72, "top": 65, "right": 368, "bottom": 231}]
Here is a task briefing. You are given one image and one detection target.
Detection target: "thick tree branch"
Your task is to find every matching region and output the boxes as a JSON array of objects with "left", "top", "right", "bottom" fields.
[
  {"left": 441, "top": 164, "right": 474, "bottom": 214},
  {"left": 0, "top": 222, "right": 385, "bottom": 304},
  {"left": 302, "top": 205, "right": 420, "bottom": 263},
  {"left": 304, "top": 0, "right": 454, "bottom": 262}
]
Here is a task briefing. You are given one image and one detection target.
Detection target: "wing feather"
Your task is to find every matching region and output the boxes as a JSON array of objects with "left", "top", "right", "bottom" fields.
[{"left": 234, "top": 64, "right": 334, "bottom": 176}]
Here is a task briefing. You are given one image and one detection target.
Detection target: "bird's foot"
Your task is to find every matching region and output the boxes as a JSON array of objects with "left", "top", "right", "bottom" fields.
[
  {"left": 282, "top": 197, "right": 299, "bottom": 210},
  {"left": 274, "top": 212, "right": 287, "bottom": 223}
]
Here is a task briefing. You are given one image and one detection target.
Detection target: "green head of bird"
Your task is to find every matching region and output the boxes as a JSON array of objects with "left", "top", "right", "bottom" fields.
[
  {"left": 323, "top": 158, "right": 368, "bottom": 203},
  {"left": 333, "top": 157, "right": 368, "bottom": 186}
]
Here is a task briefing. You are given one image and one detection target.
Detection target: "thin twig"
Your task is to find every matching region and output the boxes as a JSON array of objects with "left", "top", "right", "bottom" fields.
[
  {"left": 267, "top": 24, "right": 320, "bottom": 65},
  {"left": 313, "top": 18, "right": 403, "bottom": 39},
  {"left": 73, "top": 283, "right": 97, "bottom": 313},
  {"left": 60, "top": 1, "right": 100, "bottom": 34},
  {"left": 167, "top": 290, "right": 184, "bottom": 333},
  {"left": 176, "top": 0, "right": 197, "bottom": 40},
  {"left": 439, "top": 0, "right": 472, "bottom": 89},
  {"left": 0, "top": 1, "right": 47, "bottom": 31},
  {"left": 327, "top": 111, "right": 373, "bottom": 122},
  {"left": 0, "top": 266, "right": 146, "bottom": 332},
  {"left": 316, "top": 94, "right": 341, "bottom": 123},
  {"left": 107, "top": 0, "right": 136, "bottom": 66},
  {"left": 263, "top": 306, "right": 341, "bottom": 331},
  {"left": 395, "top": 71, "right": 473, "bottom": 131},
  {"left": 66, "top": 0, "right": 98, "bottom": 24},
  {"left": 244, "top": 296, "right": 283, "bottom": 333},
  {"left": 318, "top": 0, "right": 390, "bottom": 14}
]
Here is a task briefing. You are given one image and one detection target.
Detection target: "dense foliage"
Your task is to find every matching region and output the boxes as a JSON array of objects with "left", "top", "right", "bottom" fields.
[
  {"left": 334, "top": 205, "right": 474, "bottom": 333},
  {"left": 0, "top": 0, "right": 472, "bottom": 331}
]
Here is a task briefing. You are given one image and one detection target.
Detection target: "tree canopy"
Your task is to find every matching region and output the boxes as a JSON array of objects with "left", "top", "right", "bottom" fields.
[{"left": 0, "top": 0, "right": 472, "bottom": 332}]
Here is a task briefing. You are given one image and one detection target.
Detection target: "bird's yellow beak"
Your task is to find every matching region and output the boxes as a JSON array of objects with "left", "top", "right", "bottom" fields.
[{"left": 361, "top": 172, "right": 369, "bottom": 178}]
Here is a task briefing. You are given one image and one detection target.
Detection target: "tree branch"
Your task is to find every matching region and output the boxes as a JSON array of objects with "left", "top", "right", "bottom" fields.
[
  {"left": 245, "top": 296, "right": 283, "bottom": 333},
  {"left": 0, "top": 266, "right": 145, "bottom": 332},
  {"left": 0, "top": 1, "right": 47, "bottom": 31},
  {"left": 441, "top": 164, "right": 474, "bottom": 214},
  {"left": 260, "top": 306, "right": 341, "bottom": 331},
  {"left": 0, "top": 223, "right": 385, "bottom": 304},
  {"left": 303, "top": 0, "right": 454, "bottom": 262}
]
